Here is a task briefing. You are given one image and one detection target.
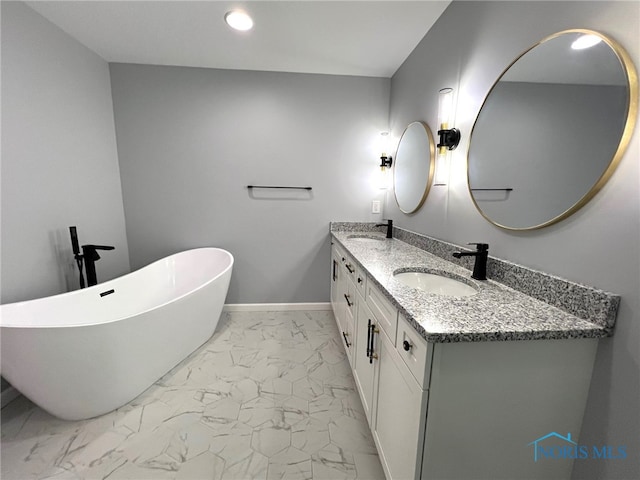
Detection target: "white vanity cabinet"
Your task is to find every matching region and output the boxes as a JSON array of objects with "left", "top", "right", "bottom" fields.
[
  {"left": 331, "top": 243, "right": 357, "bottom": 365},
  {"left": 420, "top": 338, "right": 598, "bottom": 480},
  {"left": 352, "top": 278, "right": 428, "bottom": 480},
  {"left": 331, "top": 239, "right": 598, "bottom": 480}
]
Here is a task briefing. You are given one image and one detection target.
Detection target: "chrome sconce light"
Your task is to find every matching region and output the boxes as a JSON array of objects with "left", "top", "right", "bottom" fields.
[
  {"left": 434, "top": 87, "right": 460, "bottom": 186},
  {"left": 379, "top": 132, "right": 393, "bottom": 170}
]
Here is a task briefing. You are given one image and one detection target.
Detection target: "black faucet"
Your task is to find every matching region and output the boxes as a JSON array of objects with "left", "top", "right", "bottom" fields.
[
  {"left": 376, "top": 219, "right": 393, "bottom": 238},
  {"left": 82, "top": 244, "right": 115, "bottom": 287},
  {"left": 69, "top": 226, "right": 115, "bottom": 288},
  {"left": 452, "top": 243, "right": 489, "bottom": 280}
]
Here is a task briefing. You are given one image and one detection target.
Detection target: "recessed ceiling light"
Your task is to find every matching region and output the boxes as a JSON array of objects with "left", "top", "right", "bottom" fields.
[
  {"left": 571, "top": 34, "right": 602, "bottom": 50},
  {"left": 225, "top": 10, "right": 253, "bottom": 31}
]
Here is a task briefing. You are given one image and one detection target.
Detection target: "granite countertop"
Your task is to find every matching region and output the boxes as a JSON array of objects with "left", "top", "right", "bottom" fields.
[{"left": 332, "top": 231, "right": 607, "bottom": 343}]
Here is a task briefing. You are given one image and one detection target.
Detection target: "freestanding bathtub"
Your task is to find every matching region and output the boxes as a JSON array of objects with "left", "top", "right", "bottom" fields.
[{"left": 0, "top": 248, "right": 233, "bottom": 420}]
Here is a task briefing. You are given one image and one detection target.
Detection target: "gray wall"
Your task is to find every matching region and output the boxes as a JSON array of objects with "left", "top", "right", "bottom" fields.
[
  {"left": 1, "top": 1, "right": 130, "bottom": 304},
  {"left": 387, "top": 2, "right": 639, "bottom": 478},
  {"left": 109, "top": 64, "right": 389, "bottom": 304}
]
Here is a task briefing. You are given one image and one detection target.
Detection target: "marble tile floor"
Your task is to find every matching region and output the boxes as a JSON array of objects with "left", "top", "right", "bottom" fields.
[{"left": 1, "top": 310, "right": 385, "bottom": 480}]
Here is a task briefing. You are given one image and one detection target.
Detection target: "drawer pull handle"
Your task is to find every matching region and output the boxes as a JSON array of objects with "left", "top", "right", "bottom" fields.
[
  {"left": 357, "top": 277, "right": 363, "bottom": 284},
  {"left": 403, "top": 340, "right": 412, "bottom": 352},
  {"left": 344, "top": 294, "right": 353, "bottom": 308},
  {"left": 342, "top": 331, "right": 351, "bottom": 348},
  {"left": 346, "top": 264, "right": 355, "bottom": 274},
  {"left": 367, "top": 319, "right": 379, "bottom": 364}
]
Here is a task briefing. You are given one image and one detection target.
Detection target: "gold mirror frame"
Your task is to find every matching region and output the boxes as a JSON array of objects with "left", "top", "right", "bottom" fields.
[
  {"left": 393, "top": 121, "right": 436, "bottom": 214},
  {"left": 467, "top": 29, "right": 638, "bottom": 231}
]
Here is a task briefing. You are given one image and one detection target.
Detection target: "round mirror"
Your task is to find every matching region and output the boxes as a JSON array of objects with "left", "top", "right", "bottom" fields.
[
  {"left": 468, "top": 29, "right": 637, "bottom": 230},
  {"left": 394, "top": 121, "right": 435, "bottom": 214}
]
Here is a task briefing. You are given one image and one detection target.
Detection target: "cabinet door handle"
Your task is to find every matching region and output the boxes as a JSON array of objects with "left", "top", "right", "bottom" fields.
[
  {"left": 357, "top": 277, "right": 363, "bottom": 284},
  {"left": 403, "top": 340, "right": 412, "bottom": 352},
  {"left": 367, "top": 320, "right": 378, "bottom": 364},
  {"left": 345, "top": 264, "right": 355, "bottom": 274},
  {"left": 344, "top": 294, "right": 353, "bottom": 308},
  {"left": 342, "top": 331, "right": 351, "bottom": 348},
  {"left": 332, "top": 260, "right": 338, "bottom": 281}
]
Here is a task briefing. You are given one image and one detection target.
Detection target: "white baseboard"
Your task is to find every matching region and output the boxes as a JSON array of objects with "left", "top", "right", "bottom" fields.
[
  {"left": 223, "top": 303, "right": 331, "bottom": 312},
  {"left": 1, "top": 386, "right": 21, "bottom": 409}
]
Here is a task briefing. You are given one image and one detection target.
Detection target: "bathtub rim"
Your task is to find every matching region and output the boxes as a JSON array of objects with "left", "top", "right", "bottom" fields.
[{"left": 0, "top": 247, "right": 234, "bottom": 329}]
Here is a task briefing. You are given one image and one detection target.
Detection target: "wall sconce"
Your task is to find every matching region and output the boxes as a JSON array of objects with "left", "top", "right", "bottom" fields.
[
  {"left": 434, "top": 88, "right": 460, "bottom": 186},
  {"left": 437, "top": 88, "right": 460, "bottom": 152},
  {"left": 379, "top": 132, "right": 393, "bottom": 170}
]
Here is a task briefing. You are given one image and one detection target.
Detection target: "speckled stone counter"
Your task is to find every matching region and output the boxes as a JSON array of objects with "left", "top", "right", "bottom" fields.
[{"left": 330, "top": 223, "right": 619, "bottom": 343}]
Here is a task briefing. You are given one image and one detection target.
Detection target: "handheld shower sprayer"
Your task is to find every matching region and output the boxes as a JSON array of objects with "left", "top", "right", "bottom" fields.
[
  {"left": 69, "top": 226, "right": 85, "bottom": 288},
  {"left": 70, "top": 226, "right": 80, "bottom": 256}
]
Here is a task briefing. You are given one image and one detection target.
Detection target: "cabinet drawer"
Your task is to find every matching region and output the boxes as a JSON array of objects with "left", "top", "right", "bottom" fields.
[
  {"left": 333, "top": 242, "right": 346, "bottom": 262},
  {"left": 366, "top": 282, "right": 398, "bottom": 345},
  {"left": 343, "top": 255, "right": 357, "bottom": 283},
  {"left": 397, "top": 314, "right": 432, "bottom": 389},
  {"left": 355, "top": 265, "right": 367, "bottom": 297},
  {"left": 344, "top": 275, "right": 357, "bottom": 321}
]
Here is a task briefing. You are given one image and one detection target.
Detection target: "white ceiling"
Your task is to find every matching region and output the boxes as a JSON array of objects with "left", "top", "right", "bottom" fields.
[{"left": 26, "top": 1, "right": 451, "bottom": 78}]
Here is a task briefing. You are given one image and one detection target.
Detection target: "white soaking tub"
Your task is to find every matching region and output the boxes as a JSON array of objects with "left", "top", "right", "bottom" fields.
[{"left": 0, "top": 248, "right": 233, "bottom": 420}]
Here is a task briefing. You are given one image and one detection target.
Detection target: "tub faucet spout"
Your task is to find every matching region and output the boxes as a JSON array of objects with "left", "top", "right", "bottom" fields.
[
  {"left": 452, "top": 243, "right": 488, "bottom": 280},
  {"left": 69, "top": 226, "right": 116, "bottom": 288},
  {"left": 81, "top": 244, "right": 115, "bottom": 287}
]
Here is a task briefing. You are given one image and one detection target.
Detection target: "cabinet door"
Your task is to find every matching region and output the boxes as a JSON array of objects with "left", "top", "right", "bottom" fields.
[
  {"left": 374, "top": 328, "right": 427, "bottom": 480},
  {"left": 353, "top": 299, "right": 379, "bottom": 427},
  {"left": 366, "top": 281, "right": 398, "bottom": 346},
  {"left": 341, "top": 290, "right": 356, "bottom": 366},
  {"left": 330, "top": 246, "right": 340, "bottom": 309},
  {"left": 343, "top": 272, "right": 357, "bottom": 322},
  {"left": 330, "top": 247, "right": 346, "bottom": 330}
]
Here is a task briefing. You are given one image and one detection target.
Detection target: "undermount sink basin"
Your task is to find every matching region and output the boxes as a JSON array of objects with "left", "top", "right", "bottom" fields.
[
  {"left": 347, "top": 234, "right": 385, "bottom": 243},
  {"left": 394, "top": 271, "right": 478, "bottom": 297}
]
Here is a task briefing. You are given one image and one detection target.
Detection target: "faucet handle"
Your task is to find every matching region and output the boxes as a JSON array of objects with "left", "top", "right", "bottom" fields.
[
  {"left": 467, "top": 242, "right": 489, "bottom": 251},
  {"left": 92, "top": 245, "right": 115, "bottom": 251},
  {"left": 81, "top": 244, "right": 115, "bottom": 261}
]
